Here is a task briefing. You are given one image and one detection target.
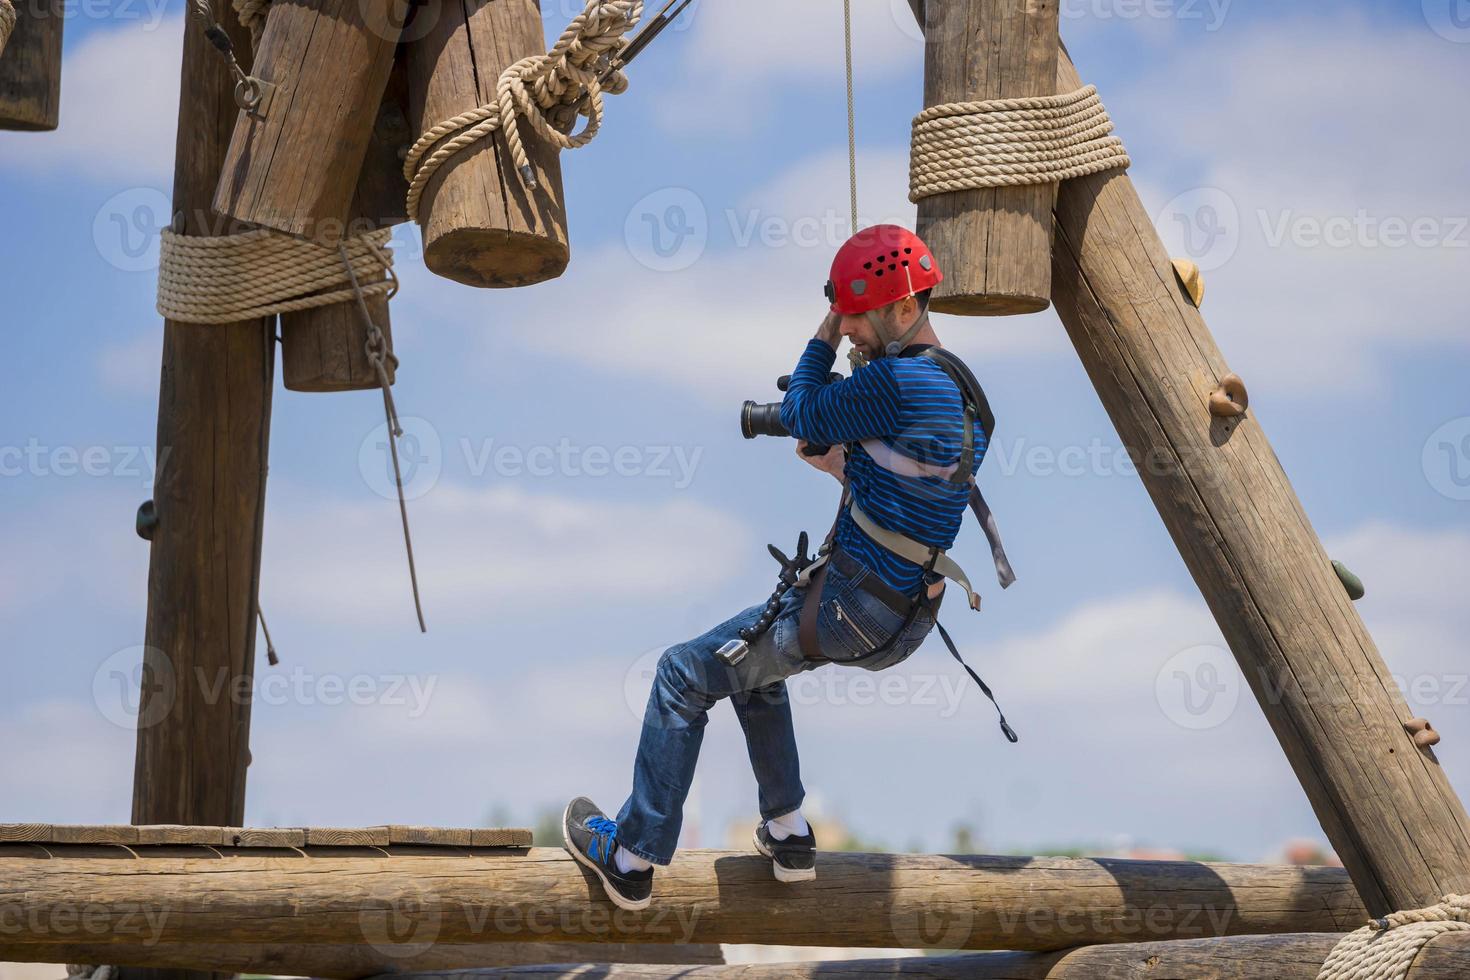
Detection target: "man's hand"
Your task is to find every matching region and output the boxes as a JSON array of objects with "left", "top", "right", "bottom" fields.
[
  {"left": 815, "top": 310, "right": 842, "bottom": 349},
  {"left": 796, "top": 440, "right": 846, "bottom": 483}
]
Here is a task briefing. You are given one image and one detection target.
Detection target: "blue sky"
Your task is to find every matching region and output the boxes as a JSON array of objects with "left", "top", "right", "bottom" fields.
[{"left": 1, "top": 0, "right": 1468, "bottom": 862}]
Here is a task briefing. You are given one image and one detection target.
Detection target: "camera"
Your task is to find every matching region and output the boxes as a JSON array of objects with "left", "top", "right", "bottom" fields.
[{"left": 741, "top": 373, "right": 842, "bottom": 455}]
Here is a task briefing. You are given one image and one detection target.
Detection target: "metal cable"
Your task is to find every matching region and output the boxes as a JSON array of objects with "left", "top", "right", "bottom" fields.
[{"left": 843, "top": 0, "right": 858, "bottom": 235}]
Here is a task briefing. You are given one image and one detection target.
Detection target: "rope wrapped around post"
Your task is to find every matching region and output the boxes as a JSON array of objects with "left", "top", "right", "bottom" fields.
[
  {"left": 403, "top": 0, "right": 643, "bottom": 221},
  {"left": 1317, "top": 895, "right": 1470, "bottom": 980},
  {"left": 0, "top": 0, "right": 16, "bottom": 59},
  {"left": 909, "top": 84, "right": 1131, "bottom": 201}
]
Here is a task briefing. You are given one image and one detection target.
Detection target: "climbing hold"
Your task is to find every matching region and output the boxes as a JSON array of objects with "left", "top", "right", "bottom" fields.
[
  {"left": 1208, "top": 373, "right": 1249, "bottom": 418},
  {"left": 1172, "top": 258, "right": 1205, "bottom": 308},
  {"left": 136, "top": 500, "right": 158, "bottom": 542},
  {"left": 1404, "top": 718, "right": 1441, "bottom": 750},
  {"left": 1332, "top": 560, "right": 1365, "bottom": 601}
]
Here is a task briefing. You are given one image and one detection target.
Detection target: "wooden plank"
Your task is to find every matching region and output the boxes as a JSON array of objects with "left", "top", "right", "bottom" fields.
[
  {"left": 471, "top": 827, "right": 534, "bottom": 848},
  {"left": 388, "top": 825, "right": 475, "bottom": 847},
  {"left": 0, "top": 847, "right": 1366, "bottom": 951},
  {"left": 222, "top": 827, "right": 307, "bottom": 848},
  {"left": 405, "top": 0, "right": 570, "bottom": 287},
  {"left": 135, "top": 825, "right": 229, "bottom": 846},
  {"left": 305, "top": 826, "right": 391, "bottom": 847},
  {"left": 50, "top": 825, "right": 140, "bottom": 845},
  {"left": 0, "top": 824, "right": 51, "bottom": 842},
  {"left": 0, "top": 0, "right": 63, "bottom": 130},
  {"left": 1041, "top": 41, "right": 1470, "bottom": 917},
  {"left": 917, "top": 0, "right": 1058, "bottom": 315}
]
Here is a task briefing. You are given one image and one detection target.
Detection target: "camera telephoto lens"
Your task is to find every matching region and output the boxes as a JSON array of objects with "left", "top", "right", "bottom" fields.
[{"left": 741, "top": 401, "right": 790, "bottom": 440}]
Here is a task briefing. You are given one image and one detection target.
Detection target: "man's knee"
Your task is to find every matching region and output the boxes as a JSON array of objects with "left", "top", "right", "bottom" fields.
[{"left": 655, "top": 644, "right": 718, "bottom": 710}]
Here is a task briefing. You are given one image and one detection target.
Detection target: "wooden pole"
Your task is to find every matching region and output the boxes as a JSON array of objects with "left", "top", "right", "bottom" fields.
[
  {"left": 0, "top": 942, "right": 725, "bottom": 978},
  {"left": 405, "top": 0, "right": 570, "bottom": 288},
  {"left": 213, "top": 0, "right": 408, "bottom": 241},
  {"left": 300, "top": 934, "right": 1470, "bottom": 979},
  {"left": 0, "top": 0, "right": 63, "bottom": 130},
  {"left": 916, "top": 0, "right": 1058, "bottom": 316},
  {"left": 130, "top": 0, "right": 273, "bottom": 929},
  {"left": 0, "top": 846, "right": 1364, "bottom": 952}
]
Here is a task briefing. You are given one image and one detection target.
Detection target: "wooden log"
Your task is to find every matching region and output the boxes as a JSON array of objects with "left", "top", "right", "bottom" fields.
[
  {"left": 0, "top": 0, "right": 63, "bottom": 130},
  {"left": 1041, "top": 42, "right": 1470, "bottom": 916},
  {"left": 299, "top": 933, "right": 1470, "bottom": 979},
  {"left": 0, "top": 846, "right": 1365, "bottom": 951},
  {"left": 916, "top": 0, "right": 1058, "bottom": 316},
  {"left": 0, "top": 942, "right": 725, "bottom": 978},
  {"left": 405, "top": 0, "right": 570, "bottom": 288},
  {"left": 280, "top": 58, "right": 410, "bottom": 393},
  {"left": 213, "top": 0, "right": 409, "bottom": 241},
  {"left": 132, "top": 0, "right": 273, "bottom": 884}
]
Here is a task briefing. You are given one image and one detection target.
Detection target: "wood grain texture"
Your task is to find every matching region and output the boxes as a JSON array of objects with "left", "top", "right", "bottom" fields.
[
  {"left": 50, "top": 825, "right": 141, "bottom": 845},
  {"left": 0, "top": 0, "right": 62, "bottom": 130},
  {"left": 213, "top": 0, "right": 409, "bottom": 239},
  {"left": 134, "top": 825, "right": 230, "bottom": 846},
  {"left": 0, "top": 824, "right": 51, "bottom": 842},
  {"left": 917, "top": 0, "right": 1058, "bottom": 315},
  {"left": 307, "top": 826, "right": 393, "bottom": 847},
  {"left": 132, "top": 0, "right": 273, "bottom": 893},
  {"left": 472, "top": 827, "right": 535, "bottom": 848},
  {"left": 406, "top": 0, "right": 570, "bottom": 287},
  {"left": 223, "top": 826, "right": 307, "bottom": 847},
  {"left": 0, "top": 941, "right": 725, "bottom": 978},
  {"left": 1045, "top": 45, "right": 1470, "bottom": 915},
  {"left": 0, "top": 847, "right": 1364, "bottom": 951},
  {"left": 298, "top": 933, "right": 1470, "bottom": 979}
]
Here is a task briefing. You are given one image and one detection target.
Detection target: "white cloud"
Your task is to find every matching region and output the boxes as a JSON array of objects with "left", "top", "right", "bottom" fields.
[
  {"left": 0, "top": 15, "right": 182, "bottom": 180},
  {"left": 96, "top": 329, "right": 162, "bottom": 397}
]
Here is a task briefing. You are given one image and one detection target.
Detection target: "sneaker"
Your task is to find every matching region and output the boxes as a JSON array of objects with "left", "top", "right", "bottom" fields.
[
  {"left": 562, "top": 797, "right": 653, "bottom": 911},
  {"left": 753, "top": 819, "right": 817, "bottom": 883}
]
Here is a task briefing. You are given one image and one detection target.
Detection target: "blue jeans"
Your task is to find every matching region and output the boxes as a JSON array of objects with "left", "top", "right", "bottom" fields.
[{"left": 615, "top": 557, "right": 935, "bottom": 865}]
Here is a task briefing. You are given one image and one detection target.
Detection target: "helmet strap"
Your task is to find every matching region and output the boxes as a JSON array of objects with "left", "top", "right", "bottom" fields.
[{"left": 867, "top": 308, "right": 931, "bottom": 358}]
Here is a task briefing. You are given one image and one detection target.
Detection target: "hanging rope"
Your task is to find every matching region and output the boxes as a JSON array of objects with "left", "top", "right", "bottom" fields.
[
  {"left": 338, "top": 244, "right": 427, "bottom": 633},
  {"left": 0, "top": 0, "right": 17, "bottom": 60},
  {"left": 156, "top": 228, "right": 395, "bottom": 324},
  {"left": 404, "top": 0, "right": 644, "bottom": 221},
  {"left": 1317, "top": 895, "right": 1470, "bottom": 980},
  {"left": 908, "top": 84, "right": 1130, "bottom": 201},
  {"left": 841, "top": 0, "right": 857, "bottom": 236}
]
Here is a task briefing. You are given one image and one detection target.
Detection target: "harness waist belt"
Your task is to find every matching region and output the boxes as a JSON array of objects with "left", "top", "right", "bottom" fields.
[
  {"left": 848, "top": 499, "right": 983, "bottom": 612},
  {"left": 830, "top": 547, "right": 944, "bottom": 620}
]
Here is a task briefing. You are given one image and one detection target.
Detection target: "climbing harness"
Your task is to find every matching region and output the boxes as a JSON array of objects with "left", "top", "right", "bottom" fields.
[
  {"left": 909, "top": 85, "right": 1130, "bottom": 201},
  {"left": 1317, "top": 895, "right": 1470, "bottom": 980},
  {"left": 0, "top": 0, "right": 16, "bottom": 60}
]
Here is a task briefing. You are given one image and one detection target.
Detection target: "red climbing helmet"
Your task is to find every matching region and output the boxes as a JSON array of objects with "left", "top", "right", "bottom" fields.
[{"left": 825, "top": 225, "right": 943, "bottom": 316}]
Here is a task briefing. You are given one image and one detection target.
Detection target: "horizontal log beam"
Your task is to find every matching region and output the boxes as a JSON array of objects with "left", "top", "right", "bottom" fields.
[
  {"left": 0, "top": 845, "right": 1363, "bottom": 953},
  {"left": 342, "top": 933, "right": 1470, "bottom": 979},
  {"left": 0, "top": 941, "right": 723, "bottom": 979}
]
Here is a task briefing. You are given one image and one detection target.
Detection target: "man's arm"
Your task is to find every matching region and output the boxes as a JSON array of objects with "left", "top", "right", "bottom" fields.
[{"left": 780, "top": 325, "right": 902, "bottom": 447}]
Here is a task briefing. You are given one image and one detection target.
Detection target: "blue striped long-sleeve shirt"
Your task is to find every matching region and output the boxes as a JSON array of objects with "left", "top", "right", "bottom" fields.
[{"left": 779, "top": 339, "right": 987, "bottom": 596}]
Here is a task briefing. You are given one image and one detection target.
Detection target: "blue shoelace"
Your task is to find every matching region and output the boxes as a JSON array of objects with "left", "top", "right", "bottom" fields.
[{"left": 586, "top": 815, "right": 618, "bottom": 864}]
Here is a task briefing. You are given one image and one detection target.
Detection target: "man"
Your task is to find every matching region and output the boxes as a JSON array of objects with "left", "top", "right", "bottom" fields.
[{"left": 563, "top": 225, "right": 994, "bottom": 911}]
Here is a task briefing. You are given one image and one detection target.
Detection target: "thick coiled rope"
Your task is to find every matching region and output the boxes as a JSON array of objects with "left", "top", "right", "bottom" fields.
[
  {"left": 156, "top": 228, "right": 395, "bottom": 324},
  {"left": 0, "top": 0, "right": 17, "bottom": 59},
  {"left": 908, "top": 85, "right": 1130, "bottom": 201},
  {"left": 1317, "top": 895, "right": 1470, "bottom": 980},
  {"left": 403, "top": 0, "right": 643, "bottom": 222}
]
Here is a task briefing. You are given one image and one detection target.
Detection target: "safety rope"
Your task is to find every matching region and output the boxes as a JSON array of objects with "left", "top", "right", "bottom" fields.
[
  {"left": 0, "top": 0, "right": 16, "bottom": 60},
  {"left": 156, "top": 227, "right": 396, "bottom": 323},
  {"left": 908, "top": 84, "right": 1130, "bottom": 201},
  {"left": 404, "top": 0, "right": 643, "bottom": 221},
  {"left": 1317, "top": 895, "right": 1470, "bottom": 980},
  {"left": 841, "top": 0, "right": 857, "bottom": 236}
]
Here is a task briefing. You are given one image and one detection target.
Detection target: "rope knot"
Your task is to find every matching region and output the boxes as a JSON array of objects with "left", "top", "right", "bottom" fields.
[{"left": 1319, "top": 895, "right": 1470, "bottom": 980}]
